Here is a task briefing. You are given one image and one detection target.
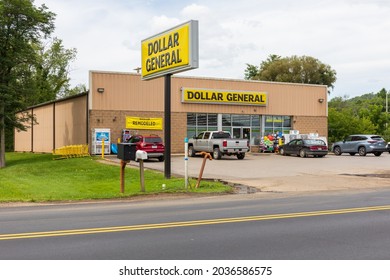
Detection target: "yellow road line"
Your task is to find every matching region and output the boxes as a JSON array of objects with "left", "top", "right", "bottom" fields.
[{"left": 1, "top": 205, "right": 390, "bottom": 241}]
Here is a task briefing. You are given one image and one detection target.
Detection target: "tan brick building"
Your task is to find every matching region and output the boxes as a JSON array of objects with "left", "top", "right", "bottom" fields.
[{"left": 15, "top": 70, "right": 328, "bottom": 154}]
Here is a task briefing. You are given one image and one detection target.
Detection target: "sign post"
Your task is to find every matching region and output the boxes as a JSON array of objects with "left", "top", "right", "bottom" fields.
[
  {"left": 184, "top": 137, "right": 189, "bottom": 189},
  {"left": 164, "top": 74, "right": 172, "bottom": 179},
  {"left": 141, "top": 20, "right": 199, "bottom": 179}
]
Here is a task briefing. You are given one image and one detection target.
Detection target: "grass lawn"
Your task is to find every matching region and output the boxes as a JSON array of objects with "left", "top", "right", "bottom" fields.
[{"left": 0, "top": 152, "right": 233, "bottom": 202}]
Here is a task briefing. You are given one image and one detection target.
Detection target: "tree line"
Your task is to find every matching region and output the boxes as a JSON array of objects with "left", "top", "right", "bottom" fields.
[{"left": 246, "top": 55, "right": 389, "bottom": 143}]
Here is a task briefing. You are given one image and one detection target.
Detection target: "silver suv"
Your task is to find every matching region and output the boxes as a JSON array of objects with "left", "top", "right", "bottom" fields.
[{"left": 332, "top": 135, "right": 387, "bottom": 156}]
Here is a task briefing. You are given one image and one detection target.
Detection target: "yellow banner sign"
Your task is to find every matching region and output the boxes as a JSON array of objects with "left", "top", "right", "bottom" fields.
[
  {"left": 141, "top": 20, "right": 198, "bottom": 80},
  {"left": 182, "top": 88, "right": 267, "bottom": 106},
  {"left": 126, "top": 117, "right": 163, "bottom": 130}
]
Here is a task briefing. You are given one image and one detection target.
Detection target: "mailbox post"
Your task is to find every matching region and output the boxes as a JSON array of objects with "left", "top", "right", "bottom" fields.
[
  {"left": 136, "top": 150, "right": 148, "bottom": 192},
  {"left": 117, "top": 143, "right": 136, "bottom": 193}
]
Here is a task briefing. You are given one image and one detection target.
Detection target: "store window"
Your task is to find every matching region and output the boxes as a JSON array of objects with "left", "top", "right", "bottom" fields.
[
  {"left": 264, "top": 115, "right": 292, "bottom": 135},
  {"left": 232, "top": 115, "right": 250, "bottom": 126},
  {"left": 187, "top": 113, "right": 218, "bottom": 137},
  {"left": 187, "top": 113, "right": 291, "bottom": 145}
]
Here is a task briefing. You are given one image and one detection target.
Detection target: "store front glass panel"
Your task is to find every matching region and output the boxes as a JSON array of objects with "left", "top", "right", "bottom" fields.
[
  {"left": 264, "top": 115, "right": 292, "bottom": 136},
  {"left": 232, "top": 115, "right": 250, "bottom": 126},
  {"left": 222, "top": 114, "right": 232, "bottom": 126},
  {"left": 187, "top": 113, "right": 291, "bottom": 146},
  {"left": 208, "top": 114, "right": 218, "bottom": 126}
]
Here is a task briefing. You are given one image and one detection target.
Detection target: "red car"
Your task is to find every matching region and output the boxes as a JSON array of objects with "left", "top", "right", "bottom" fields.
[{"left": 127, "top": 135, "right": 165, "bottom": 161}]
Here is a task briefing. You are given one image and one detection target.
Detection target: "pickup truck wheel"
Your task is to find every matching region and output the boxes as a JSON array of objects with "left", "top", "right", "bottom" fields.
[
  {"left": 213, "top": 148, "right": 222, "bottom": 160},
  {"left": 237, "top": 153, "right": 245, "bottom": 160},
  {"left": 188, "top": 146, "right": 195, "bottom": 157}
]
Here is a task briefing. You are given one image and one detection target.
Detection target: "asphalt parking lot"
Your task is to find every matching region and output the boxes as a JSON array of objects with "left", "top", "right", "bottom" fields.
[{"left": 122, "top": 152, "right": 390, "bottom": 194}]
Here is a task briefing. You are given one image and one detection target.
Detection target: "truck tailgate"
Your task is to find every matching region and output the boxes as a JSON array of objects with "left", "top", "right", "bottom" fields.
[{"left": 225, "top": 140, "right": 248, "bottom": 151}]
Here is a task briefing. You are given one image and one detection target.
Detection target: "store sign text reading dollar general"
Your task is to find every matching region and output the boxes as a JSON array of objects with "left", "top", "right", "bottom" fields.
[
  {"left": 141, "top": 20, "right": 198, "bottom": 80},
  {"left": 182, "top": 88, "right": 267, "bottom": 106}
]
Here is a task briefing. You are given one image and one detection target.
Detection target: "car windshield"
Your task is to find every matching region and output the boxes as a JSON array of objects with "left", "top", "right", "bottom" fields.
[
  {"left": 145, "top": 137, "right": 162, "bottom": 143},
  {"left": 305, "top": 139, "right": 326, "bottom": 145}
]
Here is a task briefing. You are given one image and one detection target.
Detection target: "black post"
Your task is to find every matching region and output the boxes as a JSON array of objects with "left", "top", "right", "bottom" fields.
[{"left": 164, "top": 74, "right": 172, "bottom": 179}]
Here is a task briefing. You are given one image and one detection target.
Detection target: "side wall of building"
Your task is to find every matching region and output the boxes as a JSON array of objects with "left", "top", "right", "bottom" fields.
[{"left": 14, "top": 94, "right": 88, "bottom": 153}]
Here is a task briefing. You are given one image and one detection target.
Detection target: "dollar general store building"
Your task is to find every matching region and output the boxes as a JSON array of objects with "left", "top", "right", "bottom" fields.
[{"left": 14, "top": 70, "right": 328, "bottom": 154}]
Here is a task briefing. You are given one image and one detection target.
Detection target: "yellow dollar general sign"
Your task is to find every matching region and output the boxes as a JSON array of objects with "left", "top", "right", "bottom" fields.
[
  {"left": 126, "top": 117, "right": 163, "bottom": 130},
  {"left": 141, "top": 20, "right": 199, "bottom": 80},
  {"left": 182, "top": 88, "right": 267, "bottom": 106}
]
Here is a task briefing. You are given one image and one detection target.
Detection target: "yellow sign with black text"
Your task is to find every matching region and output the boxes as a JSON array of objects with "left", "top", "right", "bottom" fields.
[
  {"left": 141, "top": 20, "right": 199, "bottom": 80},
  {"left": 182, "top": 88, "right": 267, "bottom": 106},
  {"left": 126, "top": 117, "right": 163, "bottom": 130}
]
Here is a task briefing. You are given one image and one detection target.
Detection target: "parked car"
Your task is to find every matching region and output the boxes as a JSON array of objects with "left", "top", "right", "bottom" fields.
[
  {"left": 332, "top": 134, "right": 387, "bottom": 156},
  {"left": 387, "top": 142, "right": 390, "bottom": 153},
  {"left": 279, "top": 139, "right": 328, "bottom": 158},
  {"left": 188, "top": 131, "right": 249, "bottom": 160},
  {"left": 127, "top": 135, "right": 165, "bottom": 161}
]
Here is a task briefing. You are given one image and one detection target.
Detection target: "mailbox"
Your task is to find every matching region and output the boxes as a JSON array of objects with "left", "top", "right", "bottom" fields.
[
  {"left": 117, "top": 143, "right": 136, "bottom": 161},
  {"left": 136, "top": 150, "right": 148, "bottom": 160}
]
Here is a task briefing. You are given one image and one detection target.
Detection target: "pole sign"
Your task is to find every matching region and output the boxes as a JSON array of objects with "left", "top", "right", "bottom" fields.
[{"left": 141, "top": 20, "right": 199, "bottom": 80}]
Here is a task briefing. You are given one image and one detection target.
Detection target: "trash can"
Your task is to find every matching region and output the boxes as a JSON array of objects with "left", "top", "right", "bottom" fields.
[{"left": 117, "top": 143, "right": 136, "bottom": 161}]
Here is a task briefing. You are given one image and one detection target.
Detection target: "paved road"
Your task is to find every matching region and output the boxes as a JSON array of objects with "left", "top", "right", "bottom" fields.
[{"left": 1, "top": 189, "right": 390, "bottom": 259}]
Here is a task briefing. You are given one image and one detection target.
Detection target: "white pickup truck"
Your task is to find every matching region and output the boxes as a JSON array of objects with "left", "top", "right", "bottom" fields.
[{"left": 188, "top": 131, "right": 249, "bottom": 159}]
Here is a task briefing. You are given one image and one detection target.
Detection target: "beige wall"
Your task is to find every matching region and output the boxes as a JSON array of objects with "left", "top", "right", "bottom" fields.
[
  {"left": 15, "top": 71, "right": 328, "bottom": 154},
  {"left": 55, "top": 97, "right": 88, "bottom": 147},
  {"left": 14, "top": 94, "right": 88, "bottom": 153},
  {"left": 33, "top": 106, "right": 54, "bottom": 153},
  {"left": 14, "top": 111, "right": 33, "bottom": 152},
  {"left": 89, "top": 71, "right": 328, "bottom": 117},
  {"left": 88, "top": 71, "right": 328, "bottom": 153}
]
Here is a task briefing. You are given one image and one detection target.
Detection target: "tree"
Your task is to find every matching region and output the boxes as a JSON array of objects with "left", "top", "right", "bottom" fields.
[
  {"left": 0, "top": 0, "right": 55, "bottom": 168},
  {"left": 328, "top": 89, "right": 390, "bottom": 143},
  {"left": 245, "top": 54, "right": 337, "bottom": 92},
  {"left": 19, "top": 37, "right": 77, "bottom": 105}
]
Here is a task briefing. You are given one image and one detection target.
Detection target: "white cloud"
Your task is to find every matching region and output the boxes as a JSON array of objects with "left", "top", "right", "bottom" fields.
[{"left": 34, "top": 0, "right": 390, "bottom": 98}]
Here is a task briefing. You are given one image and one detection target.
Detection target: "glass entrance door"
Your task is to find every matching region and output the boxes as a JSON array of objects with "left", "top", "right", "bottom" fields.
[
  {"left": 243, "top": 127, "right": 251, "bottom": 141},
  {"left": 232, "top": 127, "right": 241, "bottom": 139},
  {"left": 232, "top": 127, "right": 251, "bottom": 141}
]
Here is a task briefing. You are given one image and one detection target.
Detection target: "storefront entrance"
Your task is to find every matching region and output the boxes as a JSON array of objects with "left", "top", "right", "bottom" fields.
[{"left": 232, "top": 127, "right": 251, "bottom": 141}]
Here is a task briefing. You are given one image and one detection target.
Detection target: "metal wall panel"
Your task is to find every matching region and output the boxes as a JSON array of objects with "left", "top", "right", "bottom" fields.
[
  {"left": 33, "top": 106, "right": 54, "bottom": 153},
  {"left": 55, "top": 97, "right": 88, "bottom": 148},
  {"left": 14, "top": 94, "right": 88, "bottom": 153},
  {"left": 14, "top": 111, "right": 32, "bottom": 152},
  {"left": 90, "top": 71, "right": 327, "bottom": 117}
]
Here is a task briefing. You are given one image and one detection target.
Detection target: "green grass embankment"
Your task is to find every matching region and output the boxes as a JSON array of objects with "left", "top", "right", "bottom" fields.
[{"left": 0, "top": 153, "right": 232, "bottom": 202}]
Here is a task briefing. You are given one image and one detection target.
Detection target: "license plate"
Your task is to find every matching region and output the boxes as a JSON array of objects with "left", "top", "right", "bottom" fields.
[
  {"left": 318, "top": 148, "right": 322, "bottom": 150},
  {"left": 152, "top": 145, "right": 157, "bottom": 149}
]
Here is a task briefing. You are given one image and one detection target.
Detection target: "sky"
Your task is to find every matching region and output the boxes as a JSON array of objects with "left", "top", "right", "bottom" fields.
[{"left": 34, "top": 0, "right": 390, "bottom": 99}]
